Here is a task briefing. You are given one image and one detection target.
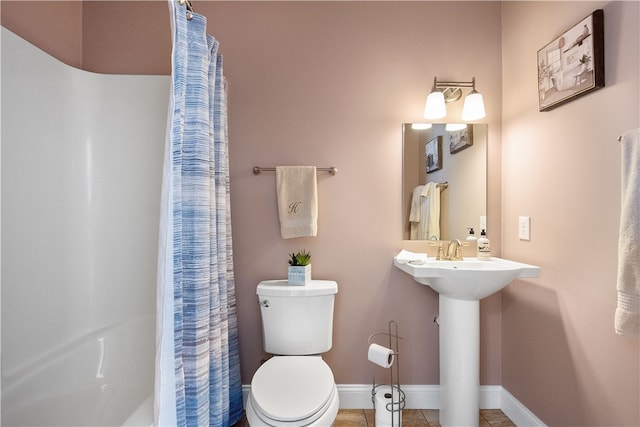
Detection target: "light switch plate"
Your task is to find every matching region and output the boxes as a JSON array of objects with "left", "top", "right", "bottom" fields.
[{"left": 518, "top": 216, "right": 531, "bottom": 241}]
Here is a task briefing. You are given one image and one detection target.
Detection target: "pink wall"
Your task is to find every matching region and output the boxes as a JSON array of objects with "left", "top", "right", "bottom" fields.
[
  {"left": 501, "top": 1, "right": 640, "bottom": 425},
  {"left": 199, "top": 1, "right": 504, "bottom": 386},
  {"left": 2, "top": 1, "right": 505, "bottom": 387},
  {"left": 1, "top": 1, "right": 83, "bottom": 69},
  {"left": 6, "top": 1, "right": 638, "bottom": 423},
  {"left": 5, "top": 2, "right": 639, "bottom": 423},
  {"left": 81, "top": 1, "right": 170, "bottom": 75}
]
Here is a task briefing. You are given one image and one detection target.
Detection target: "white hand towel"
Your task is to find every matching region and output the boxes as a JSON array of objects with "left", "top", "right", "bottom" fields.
[
  {"left": 395, "top": 249, "right": 428, "bottom": 264},
  {"left": 615, "top": 128, "right": 640, "bottom": 338},
  {"left": 409, "top": 185, "right": 425, "bottom": 240},
  {"left": 409, "top": 183, "right": 440, "bottom": 240},
  {"left": 423, "top": 182, "right": 441, "bottom": 240},
  {"left": 276, "top": 166, "right": 318, "bottom": 239}
]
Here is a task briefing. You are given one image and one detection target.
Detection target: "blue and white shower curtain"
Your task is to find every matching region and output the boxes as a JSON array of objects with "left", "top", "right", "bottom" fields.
[{"left": 155, "top": 1, "right": 243, "bottom": 426}]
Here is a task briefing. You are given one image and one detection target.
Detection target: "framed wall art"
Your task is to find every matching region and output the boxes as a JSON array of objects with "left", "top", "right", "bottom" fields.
[
  {"left": 449, "top": 126, "right": 474, "bottom": 154},
  {"left": 425, "top": 136, "right": 442, "bottom": 174},
  {"left": 537, "top": 9, "right": 604, "bottom": 111}
]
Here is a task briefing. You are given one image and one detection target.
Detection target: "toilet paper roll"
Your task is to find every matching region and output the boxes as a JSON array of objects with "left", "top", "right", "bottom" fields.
[
  {"left": 374, "top": 385, "right": 402, "bottom": 427},
  {"left": 368, "top": 343, "right": 395, "bottom": 368}
]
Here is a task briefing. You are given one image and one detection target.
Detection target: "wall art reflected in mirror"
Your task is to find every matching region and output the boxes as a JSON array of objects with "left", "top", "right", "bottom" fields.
[{"left": 402, "top": 123, "right": 487, "bottom": 241}]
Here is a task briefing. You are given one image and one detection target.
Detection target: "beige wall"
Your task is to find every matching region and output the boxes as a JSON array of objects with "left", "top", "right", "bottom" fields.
[{"left": 501, "top": 1, "right": 640, "bottom": 425}]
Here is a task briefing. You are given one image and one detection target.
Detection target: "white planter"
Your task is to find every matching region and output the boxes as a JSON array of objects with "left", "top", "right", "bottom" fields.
[{"left": 288, "top": 265, "right": 311, "bottom": 286}]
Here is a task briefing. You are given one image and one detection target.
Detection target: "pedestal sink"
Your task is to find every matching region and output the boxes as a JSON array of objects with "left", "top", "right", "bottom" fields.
[{"left": 394, "top": 253, "right": 540, "bottom": 427}]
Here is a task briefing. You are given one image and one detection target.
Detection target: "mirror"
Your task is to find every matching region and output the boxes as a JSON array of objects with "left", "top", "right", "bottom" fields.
[{"left": 402, "top": 123, "right": 487, "bottom": 240}]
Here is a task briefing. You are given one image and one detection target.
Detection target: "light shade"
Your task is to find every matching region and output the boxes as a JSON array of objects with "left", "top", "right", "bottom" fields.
[
  {"left": 445, "top": 123, "right": 467, "bottom": 132},
  {"left": 424, "top": 90, "right": 447, "bottom": 119},
  {"left": 461, "top": 90, "right": 486, "bottom": 121},
  {"left": 411, "top": 123, "right": 433, "bottom": 130}
]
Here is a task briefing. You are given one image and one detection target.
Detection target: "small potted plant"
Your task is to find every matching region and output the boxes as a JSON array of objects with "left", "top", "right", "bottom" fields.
[{"left": 288, "top": 249, "right": 311, "bottom": 286}]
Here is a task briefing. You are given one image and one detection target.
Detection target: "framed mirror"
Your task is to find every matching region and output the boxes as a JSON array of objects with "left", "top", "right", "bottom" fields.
[{"left": 402, "top": 123, "right": 487, "bottom": 241}]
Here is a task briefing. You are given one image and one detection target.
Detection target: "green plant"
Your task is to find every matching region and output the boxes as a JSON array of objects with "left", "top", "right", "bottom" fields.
[{"left": 288, "top": 249, "right": 311, "bottom": 266}]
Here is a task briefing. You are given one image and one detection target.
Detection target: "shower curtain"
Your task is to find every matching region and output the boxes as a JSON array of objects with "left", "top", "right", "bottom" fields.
[{"left": 155, "top": 1, "right": 243, "bottom": 426}]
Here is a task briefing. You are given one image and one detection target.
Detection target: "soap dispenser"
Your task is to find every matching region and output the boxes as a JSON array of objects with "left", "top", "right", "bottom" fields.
[
  {"left": 477, "top": 229, "right": 491, "bottom": 259},
  {"left": 466, "top": 228, "right": 477, "bottom": 241}
]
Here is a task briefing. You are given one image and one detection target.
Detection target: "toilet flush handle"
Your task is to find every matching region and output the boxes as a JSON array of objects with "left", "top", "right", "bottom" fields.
[{"left": 260, "top": 300, "right": 270, "bottom": 308}]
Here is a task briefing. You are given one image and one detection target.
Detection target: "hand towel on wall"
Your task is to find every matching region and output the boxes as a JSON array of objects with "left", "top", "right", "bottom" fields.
[
  {"left": 276, "top": 166, "right": 318, "bottom": 239},
  {"left": 615, "top": 128, "right": 640, "bottom": 338}
]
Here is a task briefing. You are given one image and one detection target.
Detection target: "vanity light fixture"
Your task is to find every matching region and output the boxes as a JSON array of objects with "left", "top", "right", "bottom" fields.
[
  {"left": 411, "top": 123, "right": 433, "bottom": 130},
  {"left": 424, "top": 77, "right": 486, "bottom": 121}
]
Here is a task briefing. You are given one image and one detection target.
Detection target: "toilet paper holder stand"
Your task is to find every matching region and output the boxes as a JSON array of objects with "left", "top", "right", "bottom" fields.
[{"left": 369, "top": 320, "right": 405, "bottom": 427}]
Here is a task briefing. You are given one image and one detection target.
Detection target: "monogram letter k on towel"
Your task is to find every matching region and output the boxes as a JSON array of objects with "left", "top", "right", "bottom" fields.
[{"left": 276, "top": 166, "right": 318, "bottom": 239}]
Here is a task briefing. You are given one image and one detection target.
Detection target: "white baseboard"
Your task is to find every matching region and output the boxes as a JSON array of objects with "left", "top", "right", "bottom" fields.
[
  {"left": 499, "top": 387, "right": 547, "bottom": 427},
  {"left": 336, "top": 384, "right": 438, "bottom": 409},
  {"left": 242, "top": 384, "right": 546, "bottom": 426},
  {"left": 335, "top": 384, "right": 506, "bottom": 410}
]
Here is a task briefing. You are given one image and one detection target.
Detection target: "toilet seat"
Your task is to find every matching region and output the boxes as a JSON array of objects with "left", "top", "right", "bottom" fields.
[{"left": 249, "top": 356, "right": 337, "bottom": 426}]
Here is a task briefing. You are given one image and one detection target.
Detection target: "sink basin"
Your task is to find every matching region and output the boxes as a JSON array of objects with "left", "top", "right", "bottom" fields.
[{"left": 394, "top": 254, "right": 540, "bottom": 300}]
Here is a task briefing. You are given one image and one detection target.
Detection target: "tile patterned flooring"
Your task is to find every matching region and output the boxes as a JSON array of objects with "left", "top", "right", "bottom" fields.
[
  {"left": 334, "top": 409, "right": 515, "bottom": 426},
  {"left": 233, "top": 408, "right": 515, "bottom": 426}
]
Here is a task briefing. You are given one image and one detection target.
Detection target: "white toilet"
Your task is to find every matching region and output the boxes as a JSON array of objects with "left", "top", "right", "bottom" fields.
[{"left": 246, "top": 279, "right": 339, "bottom": 427}]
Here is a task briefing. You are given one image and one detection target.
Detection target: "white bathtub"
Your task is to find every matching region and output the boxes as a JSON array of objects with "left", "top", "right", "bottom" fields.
[
  {"left": 122, "top": 395, "right": 153, "bottom": 427},
  {"left": 2, "top": 316, "right": 155, "bottom": 426},
  {"left": 2, "top": 27, "right": 169, "bottom": 426}
]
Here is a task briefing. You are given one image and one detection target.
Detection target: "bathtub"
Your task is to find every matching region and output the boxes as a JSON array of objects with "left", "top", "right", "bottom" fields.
[
  {"left": 2, "top": 28, "right": 169, "bottom": 425},
  {"left": 2, "top": 316, "right": 155, "bottom": 426},
  {"left": 122, "top": 395, "right": 153, "bottom": 427}
]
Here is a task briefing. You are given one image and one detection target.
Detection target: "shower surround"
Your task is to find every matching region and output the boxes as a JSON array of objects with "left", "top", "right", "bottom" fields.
[{"left": 1, "top": 28, "right": 169, "bottom": 425}]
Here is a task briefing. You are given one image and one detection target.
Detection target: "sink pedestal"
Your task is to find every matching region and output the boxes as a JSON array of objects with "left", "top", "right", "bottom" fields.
[
  {"left": 439, "top": 295, "right": 479, "bottom": 427},
  {"left": 393, "top": 254, "right": 540, "bottom": 427}
]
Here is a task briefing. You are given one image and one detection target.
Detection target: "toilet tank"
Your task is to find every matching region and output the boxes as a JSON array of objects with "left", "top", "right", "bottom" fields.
[{"left": 257, "top": 280, "right": 338, "bottom": 355}]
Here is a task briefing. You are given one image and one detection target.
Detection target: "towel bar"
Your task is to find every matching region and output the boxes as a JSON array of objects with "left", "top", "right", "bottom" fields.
[{"left": 253, "top": 166, "right": 338, "bottom": 175}]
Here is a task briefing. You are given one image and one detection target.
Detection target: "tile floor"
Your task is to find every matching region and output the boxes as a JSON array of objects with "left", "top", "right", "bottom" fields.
[
  {"left": 232, "top": 408, "right": 515, "bottom": 427},
  {"left": 334, "top": 409, "right": 515, "bottom": 427}
]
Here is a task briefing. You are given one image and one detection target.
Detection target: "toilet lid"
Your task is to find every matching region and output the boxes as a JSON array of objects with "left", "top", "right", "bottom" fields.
[{"left": 251, "top": 356, "right": 335, "bottom": 422}]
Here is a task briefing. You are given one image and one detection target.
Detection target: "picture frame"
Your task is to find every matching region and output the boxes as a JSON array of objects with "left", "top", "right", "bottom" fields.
[
  {"left": 537, "top": 9, "right": 604, "bottom": 111},
  {"left": 425, "top": 136, "right": 442, "bottom": 174},
  {"left": 449, "top": 126, "right": 474, "bottom": 154}
]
